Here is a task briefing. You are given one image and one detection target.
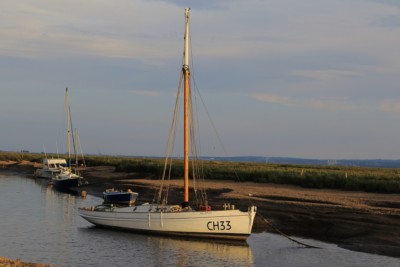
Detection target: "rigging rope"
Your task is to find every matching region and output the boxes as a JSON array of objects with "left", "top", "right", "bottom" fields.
[
  {"left": 156, "top": 71, "right": 183, "bottom": 205},
  {"left": 75, "top": 129, "right": 86, "bottom": 167},
  {"left": 152, "top": 19, "right": 320, "bottom": 250},
  {"left": 247, "top": 198, "right": 321, "bottom": 249},
  {"left": 260, "top": 214, "right": 321, "bottom": 249},
  {"left": 187, "top": 34, "right": 218, "bottom": 206}
]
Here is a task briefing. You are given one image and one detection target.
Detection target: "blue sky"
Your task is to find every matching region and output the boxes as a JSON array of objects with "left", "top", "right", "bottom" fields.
[{"left": 1, "top": 0, "right": 400, "bottom": 159}]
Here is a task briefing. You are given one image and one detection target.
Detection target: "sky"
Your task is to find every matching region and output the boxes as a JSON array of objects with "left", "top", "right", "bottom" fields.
[{"left": 1, "top": 0, "right": 400, "bottom": 160}]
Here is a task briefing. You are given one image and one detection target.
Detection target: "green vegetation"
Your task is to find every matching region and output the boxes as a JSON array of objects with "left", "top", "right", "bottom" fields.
[
  {"left": 0, "top": 151, "right": 44, "bottom": 162},
  {"left": 1, "top": 151, "right": 400, "bottom": 193},
  {"left": 86, "top": 156, "right": 165, "bottom": 174}
]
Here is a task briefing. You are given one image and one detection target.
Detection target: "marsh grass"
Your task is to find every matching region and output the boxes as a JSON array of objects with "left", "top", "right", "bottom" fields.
[
  {"left": 0, "top": 151, "right": 44, "bottom": 162},
  {"left": 1, "top": 151, "right": 399, "bottom": 193}
]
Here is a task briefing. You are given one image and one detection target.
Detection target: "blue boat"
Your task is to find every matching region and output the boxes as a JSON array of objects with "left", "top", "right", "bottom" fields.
[{"left": 103, "top": 189, "right": 138, "bottom": 206}]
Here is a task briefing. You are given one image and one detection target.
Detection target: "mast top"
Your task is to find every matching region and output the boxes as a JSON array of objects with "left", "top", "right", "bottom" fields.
[{"left": 183, "top": 8, "right": 190, "bottom": 69}]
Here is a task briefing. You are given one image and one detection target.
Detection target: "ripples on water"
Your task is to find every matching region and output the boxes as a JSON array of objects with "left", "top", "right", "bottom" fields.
[{"left": 0, "top": 172, "right": 398, "bottom": 267}]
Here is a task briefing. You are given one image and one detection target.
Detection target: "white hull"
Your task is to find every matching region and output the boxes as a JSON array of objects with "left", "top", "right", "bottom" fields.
[
  {"left": 34, "top": 169, "right": 61, "bottom": 179},
  {"left": 34, "top": 158, "right": 67, "bottom": 178},
  {"left": 79, "top": 205, "right": 257, "bottom": 241}
]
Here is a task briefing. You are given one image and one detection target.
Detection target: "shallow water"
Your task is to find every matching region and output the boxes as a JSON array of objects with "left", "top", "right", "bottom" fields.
[{"left": 0, "top": 172, "right": 398, "bottom": 267}]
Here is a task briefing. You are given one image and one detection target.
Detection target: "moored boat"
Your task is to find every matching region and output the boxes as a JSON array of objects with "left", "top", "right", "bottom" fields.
[
  {"left": 103, "top": 189, "right": 138, "bottom": 206},
  {"left": 34, "top": 158, "right": 67, "bottom": 178},
  {"left": 79, "top": 204, "right": 256, "bottom": 241},
  {"left": 51, "top": 88, "right": 84, "bottom": 189},
  {"left": 79, "top": 8, "right": 256, "bottom": 241},
  {"left": 52, "top": 168, "right": 82, "bottom": 188}
]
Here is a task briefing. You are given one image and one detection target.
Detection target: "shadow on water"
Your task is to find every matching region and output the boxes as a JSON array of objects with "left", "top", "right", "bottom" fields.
[
  {"left": 32, "top": 176, "right": 80, "bottom": 196},
  {"left": 51, "top": 186, "right": 80, "bottom": 196},
  {"left": 79, "top": 224, "right": 250, "bottom": 247}
]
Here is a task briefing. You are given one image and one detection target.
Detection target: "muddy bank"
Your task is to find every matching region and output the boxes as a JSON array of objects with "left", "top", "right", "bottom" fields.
[
  {"left": 0, "top": 160, "right": 39, "bottom": 173},
  {"left": 78, "top": 166, "right": 400, "bottom": 258}
]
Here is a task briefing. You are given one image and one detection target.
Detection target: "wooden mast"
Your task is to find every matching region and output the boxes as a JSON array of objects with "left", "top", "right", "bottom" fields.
[{"left": 183, "top": 8, "right": 190, "bottom": 206}]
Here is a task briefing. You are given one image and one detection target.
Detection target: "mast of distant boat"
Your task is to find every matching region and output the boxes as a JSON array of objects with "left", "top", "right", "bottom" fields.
[
  {"left": 65, "top": 88, "right": 71, "bottom": 168},
  {"left": 182, "top": 8, "right": 190, "bottom": 207},
  {"left": 74, "top": 128, "right": 78, "bottom": 167},
  {"left": 42, "top": 144, "right": 47, "bottom": 158}
]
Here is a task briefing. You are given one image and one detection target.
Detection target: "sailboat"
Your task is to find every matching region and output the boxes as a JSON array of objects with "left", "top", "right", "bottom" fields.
[
  {"left": 52, "top": 88, "right": 83, "bottom": 188},
  {"left": 78, "top": 8, "right": 257, "bottom": 241}
]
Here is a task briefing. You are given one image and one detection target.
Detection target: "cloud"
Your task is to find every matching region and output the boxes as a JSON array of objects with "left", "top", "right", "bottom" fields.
[
  {"left": 378, "top": 100, "right": 400, "bottom": 113},
  {"left": 293, "top": 69, "right": 364, "bottom": 81},
  {"left": 250, "top": 93, "right": 358, "bottom": 112},
  {"left": 251, "top": 93, "right": 400, "bottom": 115},
  {"left": 131, "top": 89, "right": 160, "bottom": 97},
  {"left": 0, "top": 1, "right": 180, "bottom": 62},
  {"left": 250, "top": 94, "right": 296, "bottom": 107}
]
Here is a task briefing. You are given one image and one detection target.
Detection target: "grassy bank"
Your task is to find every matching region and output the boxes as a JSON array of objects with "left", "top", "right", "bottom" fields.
[
  {"left": 0, "top": 151, "right": 44, "bottom": 162},
  {"left": 1, "top": 151, "right": 400, "bottom": 193}
]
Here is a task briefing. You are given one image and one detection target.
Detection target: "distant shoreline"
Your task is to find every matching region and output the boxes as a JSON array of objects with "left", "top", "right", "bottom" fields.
[{"left": 1, "top": 162, "right": 400, "bottom": 259}]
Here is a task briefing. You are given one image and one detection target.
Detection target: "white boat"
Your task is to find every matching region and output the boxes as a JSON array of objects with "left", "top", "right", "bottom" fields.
[
  {"left": 34, "top": 158, "right": 68, "bottom": 178},
  {"left": 52, "top": 88, "right": 83, "bottom": 188},
  {"left": 79, "top": 8, "right": 257, "bottom": 241}
]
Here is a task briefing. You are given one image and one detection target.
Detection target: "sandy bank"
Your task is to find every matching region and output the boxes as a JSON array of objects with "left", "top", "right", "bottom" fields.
[{"left": 0, "top": 257, "right": 57, "bottom": 267}]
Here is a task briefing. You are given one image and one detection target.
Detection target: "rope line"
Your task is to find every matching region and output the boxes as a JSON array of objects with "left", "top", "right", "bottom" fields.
[{"left": 257, "top": 212, "right": 321, "bottom": 249}]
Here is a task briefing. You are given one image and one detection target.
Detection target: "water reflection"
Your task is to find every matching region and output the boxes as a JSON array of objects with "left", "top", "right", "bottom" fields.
[
  {"left": 147, "top": 236, "right": 252, "bottom": 267},
  {"left": 77, "top": 226, "right": 253, "bottom": 267}
]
